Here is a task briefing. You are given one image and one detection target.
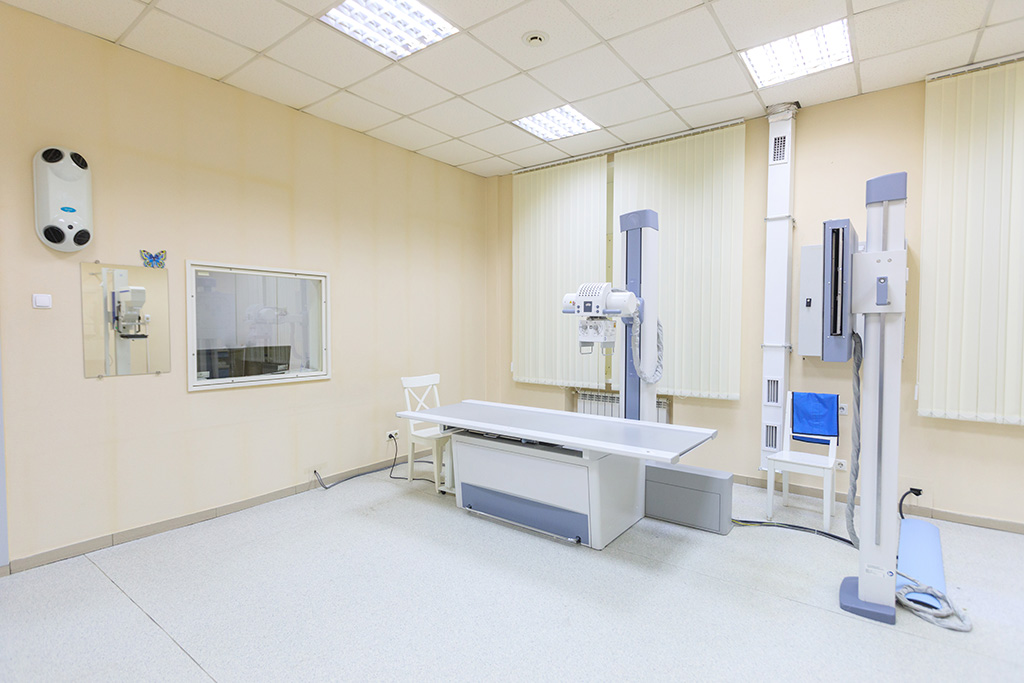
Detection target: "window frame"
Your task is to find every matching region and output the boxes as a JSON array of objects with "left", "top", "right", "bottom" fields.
[{"left": 185, "top": 260, "right": 330, "bottom": 392}]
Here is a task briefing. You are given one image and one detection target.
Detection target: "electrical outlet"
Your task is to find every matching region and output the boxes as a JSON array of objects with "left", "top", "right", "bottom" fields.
[
  {"left": 839, "top": 403, "right": 848, "bottom": 415},
  {"left": 835, "top": 459, "right": 848, "bottom": 471},
  {"left": 386, "top": 430, "right": 399, "bottom": 441}
]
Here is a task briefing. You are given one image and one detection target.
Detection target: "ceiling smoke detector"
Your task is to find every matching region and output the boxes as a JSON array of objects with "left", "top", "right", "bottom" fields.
[{"left": 522, "top": 31, "right": 548, "bottom": 47}]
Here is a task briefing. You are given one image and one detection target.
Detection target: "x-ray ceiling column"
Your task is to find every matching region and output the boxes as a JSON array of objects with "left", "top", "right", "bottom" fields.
[{"left": 760, "top": 104, "right": 798, "bottom": 470}]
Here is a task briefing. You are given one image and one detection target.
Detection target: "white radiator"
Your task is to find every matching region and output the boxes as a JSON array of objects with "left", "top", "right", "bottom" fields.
[{"left": 576, "top": 391, "right": 669, "bottom": 423}]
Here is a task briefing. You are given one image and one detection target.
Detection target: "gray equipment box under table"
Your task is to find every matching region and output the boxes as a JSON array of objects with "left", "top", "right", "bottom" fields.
[{"left": 645, "top": 462, "right": 733, "bottom": 535}]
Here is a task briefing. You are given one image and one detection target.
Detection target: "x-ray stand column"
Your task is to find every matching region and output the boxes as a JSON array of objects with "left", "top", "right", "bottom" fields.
[
  {"left": 838, "top": 173, "right": 908, "bottom": 623},
  {"left": 563, "top": 210, "right": 661, "bottom": 422},
  {"left": 618, "top": 209, "right": 660, "bottom": 422},
  {"left": 112, "top": 269, "right": 133, "bottom": 376}
]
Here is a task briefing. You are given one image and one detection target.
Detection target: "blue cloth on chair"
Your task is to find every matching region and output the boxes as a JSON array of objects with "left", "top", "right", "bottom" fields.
[{"left": 792, "top": 392, "right": 839, "bottom": 445}]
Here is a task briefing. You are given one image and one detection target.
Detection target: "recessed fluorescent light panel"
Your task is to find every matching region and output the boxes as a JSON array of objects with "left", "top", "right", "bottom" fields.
[
  {"left": 740, "top": 19, "right": 852, "bottom": 88},
  {"left": 320, "top": 0, "right": 458, "bottom": 61},
  {"left": 513, "top": 105, "right": 600, "bottom": 141}
]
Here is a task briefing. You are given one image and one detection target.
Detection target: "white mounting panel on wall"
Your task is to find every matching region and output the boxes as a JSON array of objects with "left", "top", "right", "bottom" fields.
[{"left": 799, "top": 244, "right": 823, "bottom": 357}]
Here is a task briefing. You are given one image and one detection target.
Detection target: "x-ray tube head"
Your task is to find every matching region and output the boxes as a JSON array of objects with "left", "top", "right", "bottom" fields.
[
  {"left": 114, "top": 286, "right": 149, "bottom": 338},
  {"left": 562, "top": 283, "right": 638, "bottom": 354}
]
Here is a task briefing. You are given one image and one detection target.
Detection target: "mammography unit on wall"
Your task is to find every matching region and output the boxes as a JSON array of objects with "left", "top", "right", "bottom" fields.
[
  {"left": 80, "top": 263, "right": 171, "bottom": 378},
  {"left": 33, "top": 146, "right": 93, "bottom": 252}
]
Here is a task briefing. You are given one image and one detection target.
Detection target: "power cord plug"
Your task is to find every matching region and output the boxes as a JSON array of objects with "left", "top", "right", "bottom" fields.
[
  {"left": 387, "top": 432, "right": 435, "bottom": 484},
  {"left": 899, "top": 487, "right": 923, "bottom": 519}
]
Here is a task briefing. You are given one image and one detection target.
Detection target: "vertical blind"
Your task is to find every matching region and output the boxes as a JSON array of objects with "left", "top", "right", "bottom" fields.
[
  {"left": 512, "top": 156, "right": 607, "bottom": 389},
  {"left": 613, "top": 124, "right": 746, "bottom": 399},
  {"left": 918, "top": 61, "right": 1024, "bottom": 424}
]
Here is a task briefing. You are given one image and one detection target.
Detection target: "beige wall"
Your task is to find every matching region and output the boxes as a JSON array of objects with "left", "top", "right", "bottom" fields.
[
  {"left": 0, "top": 5, "right": 489, "bottom": 560},
  {"left": 3, "top": 4, "right": 1022, "bottom": 564},
  {"left": 488, "top": 85, "right": 1024, "bottom": 526},
  {"left": 789, "top": 86, "right": 1024, "bottom": 523}
]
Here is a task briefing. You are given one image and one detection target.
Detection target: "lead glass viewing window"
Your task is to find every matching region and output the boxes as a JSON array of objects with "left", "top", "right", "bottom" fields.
[{"left": 186, "top": 262, "right": 329, "bottom": 391}]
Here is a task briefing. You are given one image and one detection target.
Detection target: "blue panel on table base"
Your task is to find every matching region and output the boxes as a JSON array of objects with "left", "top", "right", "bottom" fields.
[
  {"left": 839, "top": 576, "right": 896, "bottom": 624},
  {"left": 460, "top": 483, "right": 589, "bottom": 545}
]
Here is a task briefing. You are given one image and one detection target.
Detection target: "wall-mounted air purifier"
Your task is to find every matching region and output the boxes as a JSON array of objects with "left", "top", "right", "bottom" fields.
[{"left": 33, "top": 146, "right": 93, "bottom": 252}]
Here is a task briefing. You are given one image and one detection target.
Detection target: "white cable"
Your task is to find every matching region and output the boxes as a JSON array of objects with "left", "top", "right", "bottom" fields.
[
  {"left": 896, "top": 571, "right": 973, "bottom": 632},
  {"left": 629, "top": 310, "right": 663, "bottom": 384},
  {"left": 846, "top": 332, "right": 863, "bottom": 549}
]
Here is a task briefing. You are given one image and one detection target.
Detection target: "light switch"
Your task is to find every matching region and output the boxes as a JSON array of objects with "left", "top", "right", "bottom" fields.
[{"left": 32, "top": 293, "right": 52, "bottom": 309}]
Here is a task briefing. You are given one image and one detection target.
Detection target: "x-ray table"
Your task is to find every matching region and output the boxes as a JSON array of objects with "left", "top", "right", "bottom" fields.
[{"left": 396, "top": 400, "right": 716, "bottom": 549}]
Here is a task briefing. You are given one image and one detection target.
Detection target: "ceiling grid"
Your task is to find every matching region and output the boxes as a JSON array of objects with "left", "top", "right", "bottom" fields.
[{"left": 3, "top": 0, "right": 1018, "bottom": 176}]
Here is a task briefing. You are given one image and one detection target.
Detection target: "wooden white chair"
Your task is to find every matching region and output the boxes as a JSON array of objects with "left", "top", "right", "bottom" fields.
[
  {"left": 400, "top": 373, "right": 453, "bottom": 494},
  {"left": 766, "top": 391, "right": 840, "bottom": 529}
]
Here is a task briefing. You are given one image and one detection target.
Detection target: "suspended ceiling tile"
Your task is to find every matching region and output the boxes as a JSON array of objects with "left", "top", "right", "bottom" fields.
[
  {"left": 3, "top": 0, "right": 146, "bottom": 42},
  {"left": 549, "top": 128, "right": 621, "bottom": 156},
  {"left": 402, "top": 34, "right": 518, "bottom": 94},
  {"left": 458, "top": 156, "right": 520, "bottom": 177},
  {"left": 461, "top": 123, "right": 540, "bottom": 156},
  {"left": 609, "top": 7, "right": 730, "bottom": 79},
  {"left": 713, "top": 0, "right": 847, "bottom": 50},
  {"left": 529, "top": 45, "right": 638, "bottom": 102},
  {"left": 988, "top": 0, "right": 1024, "bottom": 25},
  {"left": 851, "top": 0, "right": 901, "bottom": 12},
  {"left": 418, "top": 139, "right": 490, "bottom": 166},
  {"left": 470, "top": 0, "right": 600, "bottom": 71},
  {"left": 410, "top": 98, "right": 501, "bottom": 138},
  {"left": 425, "top": 0, "right": 523, "bottom": 29},
  {"left": 158, "top": 0, "right": 306, "bottom": 51},
  {"left": 853, "top": 0, "right": 989, "bottom": 60},
  {"left": 277, "top": 0, "right": 335, "bottom": 15},
  {"left": 224, "top": 56, "right": 336, "bottom": 109},
  {"left": 563, "top": 0, "right": 700, "bottom": 40},
  {"left": 757, "top": 63, "right": 858, "bottom": 109},
  {"left": 464, "top": 74, "right": 563, "bottom": 121},
  {"left": 607, "top": 112, "right": 688, "bottom": 144},
  {"left": 648, "top": 56, "right": 753, "bottom": 110},
  {"left": 975, "top": 20, "right": 1024, "bottom": 62},
  {"left": 676, "top": 93, "right": 764, "bottom": 129},
  {"left": 121, "top": 10, "right": 255, "bottom": 80},
  {"left": 266, "top": 22, "right": 391, "bottom": 89},
  {"left": 573, "top": 83, "right": 668, "bottom": 128},
  {"left": 366, "top": 118, "right": 450, "bottom": 151},
  {"left": 860, "top": 33, "right": 976, "bottom": 93},
  {"left": 347, "top": 66, "right": 453, "bottom": 115},
  {"left": 303, "top": 91, "right": 400, "bottom": 132},
  {"left": 501, "top": 143, "right": 568, "bottom": 167}
]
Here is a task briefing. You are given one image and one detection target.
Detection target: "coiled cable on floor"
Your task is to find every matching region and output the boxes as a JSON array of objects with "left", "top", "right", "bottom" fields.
[{"left": 896, "top": 571, "right": 973, "bottom": 632}]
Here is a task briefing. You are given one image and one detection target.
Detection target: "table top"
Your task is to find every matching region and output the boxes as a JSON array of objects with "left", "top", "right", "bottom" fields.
[{"left": 396, "top": 400, "right": 716, "bottom": 464}]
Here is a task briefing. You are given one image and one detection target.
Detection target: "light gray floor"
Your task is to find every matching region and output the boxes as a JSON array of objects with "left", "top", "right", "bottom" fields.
[{"left": 1, "top": 463, "right": 1022, "bottom": 682}]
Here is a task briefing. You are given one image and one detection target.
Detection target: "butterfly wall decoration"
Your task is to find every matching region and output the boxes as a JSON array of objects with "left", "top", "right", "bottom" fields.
[{"left": 140, "top": 249, "right": 166, "bottom": 268}]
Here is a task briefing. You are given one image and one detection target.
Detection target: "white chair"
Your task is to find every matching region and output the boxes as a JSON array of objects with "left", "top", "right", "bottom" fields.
[
  {"left": 401, "top": 373, "right": 453, "bottom": 494},
  {"left": 766, "top": 391, "right": 840, "bottom": 529}
]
